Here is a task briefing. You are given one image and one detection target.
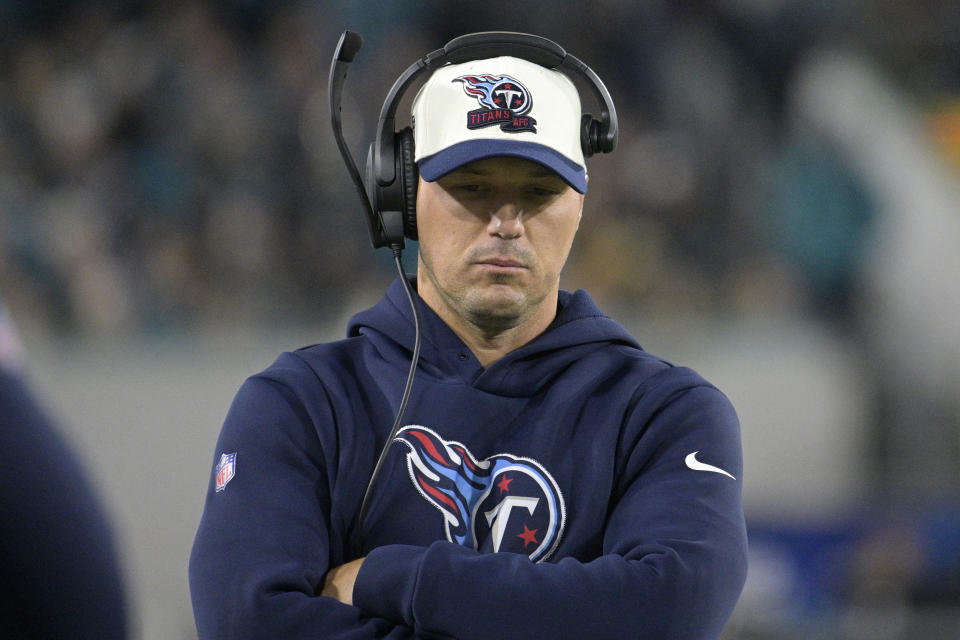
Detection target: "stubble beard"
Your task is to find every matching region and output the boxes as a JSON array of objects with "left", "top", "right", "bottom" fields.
[
  {"left": 420, "top": 252, "right": 546, "bottom": 338},
  {"left": 460, "top": 281, "right": 547, "bottom": 337}
]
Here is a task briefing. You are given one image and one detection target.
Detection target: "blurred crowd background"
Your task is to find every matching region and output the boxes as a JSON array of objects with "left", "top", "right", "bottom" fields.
[{"left": 1, "top": 0, "right": 959, "bottom": 638}]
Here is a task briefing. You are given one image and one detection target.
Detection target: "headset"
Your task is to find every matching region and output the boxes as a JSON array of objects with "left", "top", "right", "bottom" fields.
[
  {"left": 329, "top": 29, "right": 619, "bottom": 250},
  {"left": 327, "top": 29, "right": 618, "bottom": 547}
]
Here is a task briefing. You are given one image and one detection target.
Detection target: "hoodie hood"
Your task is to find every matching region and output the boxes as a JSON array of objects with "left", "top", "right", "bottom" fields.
[{"left": 347, "top": 277, "right": 641, "bottom": 397}]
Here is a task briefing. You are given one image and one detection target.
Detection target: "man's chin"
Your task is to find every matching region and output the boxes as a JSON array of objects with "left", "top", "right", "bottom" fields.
[
  {"left": 462, "top": 290, "right": 522, "bottom": 323},
  {"left": 463, "top": 286, "right": 542, "bottom": 331}
]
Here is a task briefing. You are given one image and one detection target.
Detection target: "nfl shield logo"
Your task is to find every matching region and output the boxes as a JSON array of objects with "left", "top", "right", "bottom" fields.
[{"left": 215, "top": 452, "right": 236, "bottom": 492}]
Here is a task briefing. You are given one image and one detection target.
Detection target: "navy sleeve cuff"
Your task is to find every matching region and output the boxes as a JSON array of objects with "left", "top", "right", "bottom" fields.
[{"left": 354, "top": 544, "right": 425, "bottom": 627}]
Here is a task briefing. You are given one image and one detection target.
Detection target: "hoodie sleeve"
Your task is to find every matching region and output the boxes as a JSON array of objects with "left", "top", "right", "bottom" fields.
[
  {"left": 352, "top": 379, "right": 748, "bottom": 639},
  {"left": 188, "top": 367, "right": 414, "bottom": 640}
]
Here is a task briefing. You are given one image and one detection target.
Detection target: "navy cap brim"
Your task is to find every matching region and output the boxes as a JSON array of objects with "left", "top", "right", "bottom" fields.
[{"left": 418, "top": 139, "right": 587, "bottom": 194}]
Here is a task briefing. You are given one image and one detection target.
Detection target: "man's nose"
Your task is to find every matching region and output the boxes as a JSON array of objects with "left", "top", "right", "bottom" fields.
[{"left": 487, "top": 202, "right": 524, "bottom": 239}]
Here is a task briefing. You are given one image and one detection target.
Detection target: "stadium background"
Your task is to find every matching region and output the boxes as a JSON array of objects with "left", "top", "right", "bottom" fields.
[{"left": 2, "top": 1, "right": 959, "bottom": 637}]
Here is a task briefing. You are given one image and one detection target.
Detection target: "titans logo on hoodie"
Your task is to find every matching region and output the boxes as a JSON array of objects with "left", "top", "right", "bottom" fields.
[{"left": 395, "top": 425, "right": 565, "bottom": 562}]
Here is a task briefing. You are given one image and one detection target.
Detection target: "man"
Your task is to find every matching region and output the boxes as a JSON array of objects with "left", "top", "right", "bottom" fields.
[{"left": 190, "top": 45, "right": 747, "bottom": 639}]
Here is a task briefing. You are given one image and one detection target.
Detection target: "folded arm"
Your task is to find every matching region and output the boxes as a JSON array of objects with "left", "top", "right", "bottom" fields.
[
  {"left": 189, "top": 371, "right": 414, "bottom": 640},
  {"left": 350, "top": 384, "right": 748, "bottom": 640}
]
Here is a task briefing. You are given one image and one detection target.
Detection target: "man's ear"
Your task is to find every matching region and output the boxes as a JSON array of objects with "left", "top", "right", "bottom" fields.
[{"left": 578, "top": 175, "right": 587, "bottom": 223}]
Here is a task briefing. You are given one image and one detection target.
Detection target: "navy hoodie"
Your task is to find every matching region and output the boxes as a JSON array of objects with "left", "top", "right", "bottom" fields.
[{"left": 189, "top": 278, "right": 747, "bottom": 639}]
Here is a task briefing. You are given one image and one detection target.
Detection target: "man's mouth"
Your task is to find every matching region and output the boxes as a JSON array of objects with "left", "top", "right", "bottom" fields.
[{"left": 475, "top": 257, "right": 527, "bottom": 269}]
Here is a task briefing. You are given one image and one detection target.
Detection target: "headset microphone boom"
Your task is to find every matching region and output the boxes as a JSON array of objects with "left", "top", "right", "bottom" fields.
[{"left": 328, "top": 30, "right": 422, "bottom": 547}]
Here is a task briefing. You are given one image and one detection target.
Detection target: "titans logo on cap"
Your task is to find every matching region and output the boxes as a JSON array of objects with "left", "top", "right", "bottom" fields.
[
  {"left": 395, "top": 425, "right": 565, "bottom": 562},
  {"left": 453, "top": 74, "right": 537, "bottom": 134}
]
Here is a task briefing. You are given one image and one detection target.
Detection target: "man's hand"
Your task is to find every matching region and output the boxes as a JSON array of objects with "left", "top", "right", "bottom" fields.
[{"left": 319, "top": 558, "right": 365, "bottom": 605}]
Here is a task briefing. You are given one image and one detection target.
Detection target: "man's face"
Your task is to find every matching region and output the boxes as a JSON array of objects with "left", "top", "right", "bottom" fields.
[{"left": 416, "top": 156, "right": 584, "bottom": 334}]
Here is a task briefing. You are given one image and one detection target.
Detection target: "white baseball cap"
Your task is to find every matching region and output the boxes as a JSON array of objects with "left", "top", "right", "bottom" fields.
[{"left": 411, "top": 56, "right": 587, "bottom": 193}]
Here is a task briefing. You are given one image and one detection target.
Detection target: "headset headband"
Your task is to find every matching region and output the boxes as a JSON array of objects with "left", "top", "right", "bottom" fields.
[{"left": 374, "top": 31, "right": 618, "bottom": 187}]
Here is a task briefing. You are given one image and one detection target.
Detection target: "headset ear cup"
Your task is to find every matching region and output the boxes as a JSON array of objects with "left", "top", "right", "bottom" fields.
[
  {"left": 364, "top": 142, "right": 378, "bottom": 217},
  {"left": 580, "top": 114, "right": 600, "bottom": 158},
  {"left": 397, "top": 127, "right": 419, "bottom": 241}
]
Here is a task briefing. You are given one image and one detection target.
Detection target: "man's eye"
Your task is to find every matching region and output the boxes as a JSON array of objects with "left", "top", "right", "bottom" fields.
[
  {"left": 454, "top": 184, "right": 486, "bottom": 194},
  {"left": 529, "top": 187, "right": 559, "bottom": 198}
]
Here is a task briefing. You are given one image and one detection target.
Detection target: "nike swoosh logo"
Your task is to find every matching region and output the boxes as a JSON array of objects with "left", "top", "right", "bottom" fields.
[{"left": 685, "top": 452, "right": 736, "bottom": 480}]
